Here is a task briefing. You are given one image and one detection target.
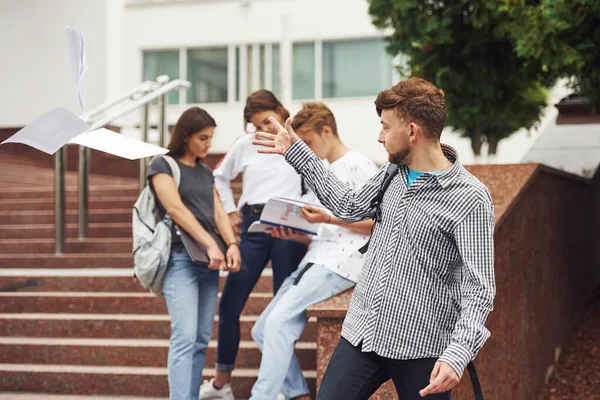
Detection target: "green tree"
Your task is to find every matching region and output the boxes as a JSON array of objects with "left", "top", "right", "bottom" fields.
[
  {"left": 368, "top": 0, "right": 552, "bottom": 157},
  {"left": 507, "top": 0, "right": 600, "bottom": 112}
]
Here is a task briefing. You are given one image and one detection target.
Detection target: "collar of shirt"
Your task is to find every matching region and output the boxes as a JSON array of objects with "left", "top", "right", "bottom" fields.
[{"left": 399, "top": 143, "right": 461, "bottom": 189}]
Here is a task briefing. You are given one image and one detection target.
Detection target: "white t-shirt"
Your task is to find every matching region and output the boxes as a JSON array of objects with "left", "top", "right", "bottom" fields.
[
  {"left": 301, "top": 150, "right": 379, "bottom": 283},
  {"left": 214, "top": 134, "right": 305, "bottom": 214}
]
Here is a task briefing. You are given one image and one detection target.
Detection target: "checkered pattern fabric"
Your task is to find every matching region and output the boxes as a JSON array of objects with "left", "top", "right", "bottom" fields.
[{"left": 285, "top": 141, "right": 496, "bottom": 378}]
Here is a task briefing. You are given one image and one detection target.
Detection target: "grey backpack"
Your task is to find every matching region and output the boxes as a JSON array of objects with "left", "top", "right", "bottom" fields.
[{"left": 132, "top": 155, "right": 181, "bottom": 296}]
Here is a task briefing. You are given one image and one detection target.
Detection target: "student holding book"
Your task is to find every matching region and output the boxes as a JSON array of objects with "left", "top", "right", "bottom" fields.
[
  {"left": 249, "top": 102, "right": 379, "bottom": 400},
  {"left": 201, "top": 90, "right": 308, "bottom": 400},
  {"left": 147, "top": 107, "right": 241, "bottom": 400}
]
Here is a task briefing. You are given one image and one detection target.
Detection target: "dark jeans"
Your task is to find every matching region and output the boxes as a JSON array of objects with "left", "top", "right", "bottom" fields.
[
  {"left": 316, "top": 337, "right": 451, "bottom": 400},
  {"left": 216, "top": 213, "right": 307, "bottom": 370}
]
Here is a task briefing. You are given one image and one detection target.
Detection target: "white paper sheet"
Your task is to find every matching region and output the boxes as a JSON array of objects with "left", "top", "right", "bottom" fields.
[
  {"left": 65, "top": 25, "right": 88, "bottom": 112},
  {"left": 1, "top": 107, "right": 91, "bottom": 154},
  {"left": 69, "top": 128, "right": 168, "bottom": 160}
]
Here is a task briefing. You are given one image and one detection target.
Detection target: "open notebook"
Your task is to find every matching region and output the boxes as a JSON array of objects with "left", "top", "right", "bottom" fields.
[{"left": 248, "top": 197, "right": 323, "bottom": 235}]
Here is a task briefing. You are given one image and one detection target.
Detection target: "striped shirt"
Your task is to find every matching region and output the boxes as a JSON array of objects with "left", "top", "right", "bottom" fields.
[{"left": 285, "top": 141, "right": 496, "bottom": 378}]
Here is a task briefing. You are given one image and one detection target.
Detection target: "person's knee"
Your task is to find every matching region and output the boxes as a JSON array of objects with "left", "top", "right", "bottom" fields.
[
  {"left": 250, "top": 319, "right": 264, "bottom": 346},
  {"left": 218, "top": 296, "right": 243, "bottom": 325},
  {"left": 170, "top": 319, "right": 198, "bottom": 351},
  {"left": 263, "top": 308, "right": 293, "bottom": 337}
]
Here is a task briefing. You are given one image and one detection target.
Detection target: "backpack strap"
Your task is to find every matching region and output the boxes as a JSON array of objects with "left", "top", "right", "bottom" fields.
[
  {"left": 161, "top": 155, "right": 181, "bottom": 189},
  {"left": 358, "top": 163, "right": 399, "bottom": 254},
  {"left": 155, "top": 155, "right": 182, "bottom": 224},
  {"left": 467, "top": 361, "right": 484, "bottom": 400}
]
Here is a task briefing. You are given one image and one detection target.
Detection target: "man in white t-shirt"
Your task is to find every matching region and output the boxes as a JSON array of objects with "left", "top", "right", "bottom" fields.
[{"left": 249, "top": 102, "right": 379, "bottom": 400}]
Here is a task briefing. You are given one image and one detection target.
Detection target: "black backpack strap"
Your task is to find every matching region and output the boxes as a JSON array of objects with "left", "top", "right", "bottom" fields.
[
  {"left": 467, "top": 361, "right": 484, "bottom": 400},
  {"left": 358, "top": 163, "right": 399, "bottom": 254}
]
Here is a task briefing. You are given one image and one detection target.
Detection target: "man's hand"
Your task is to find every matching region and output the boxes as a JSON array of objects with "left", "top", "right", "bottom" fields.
[
  {"left": 300, "top": 205, "right": 332, "bottom": 224},
  {"left": 268, "top": 226, "right": 312, "bottom": 245},
  {"left": 224, "top": 244, "right": 241, "bottom": 272},
  {"left": 252, "top": 117, "right": 300, "bottom": 155},
  {"left": 419, "top": 361, "right": 459, "bottom": 397},
  {"left": 228, "top": 211, "right": 243, "bottom": 235}
]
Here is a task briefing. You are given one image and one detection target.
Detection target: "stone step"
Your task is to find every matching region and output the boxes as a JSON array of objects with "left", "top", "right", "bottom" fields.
[
  {"left": 0, "top": 210, "right": 131, "bottom": 226},
  {"left": 0, "top": 364, "right": 316, "bottom": 398},
  {"left": 0, "top": 255, "right": 132, "bottom": 269},
  {"left": 0, "top": 197, "right": 137, "bottom": 212},
  {"left": 0, "top": 186, "right": 139, "bottom": 200},
  {"left": 0, "top": 314, "right": 317, "bottom": 342},
  {"left": 0, "top": 223, "right": 131, "bottom": 239},
  {"left": 0, "top": 238, "right": 132, "bottom": 254},
  {"left": 0, "top": 394, "right": 167, "bottom": 400},
  {"left": 0, "top": 337, "right": 316, "bottom": 370},
  {"left": 0, "top": 269, "right": 274, "bottom": 293},
  {"left": 0, "top": 292, "right": 271, "bottom": 315}
]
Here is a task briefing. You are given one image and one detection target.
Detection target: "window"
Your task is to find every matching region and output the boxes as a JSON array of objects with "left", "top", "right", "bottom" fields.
[
  {"left": 236, "top": 45, "right": 268, "bottom": 102},
  {"left": 143, "top": 50, "right": 180, "bottom": 104},
  {"left": 187, "top": 47, "right": 228, "bottom": 103},
  {"left": 272, "top": 44, "right": 281, "bottom": 98},
  {"left": 322, "top": 39, "right": 393, "bottom": 98},
  {"left": 292, "top": 43, "right": 315, "bottom": 100}
]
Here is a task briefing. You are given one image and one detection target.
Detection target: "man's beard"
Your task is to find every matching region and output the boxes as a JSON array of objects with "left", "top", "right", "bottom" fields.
[{"left": 388, "top": 145, "right": 410, "bottom": 165}]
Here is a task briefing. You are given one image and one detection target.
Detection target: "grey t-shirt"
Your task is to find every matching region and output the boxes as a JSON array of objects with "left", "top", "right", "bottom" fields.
[{"left": 147, "top": 157, "right": 216, "bottom": 246}]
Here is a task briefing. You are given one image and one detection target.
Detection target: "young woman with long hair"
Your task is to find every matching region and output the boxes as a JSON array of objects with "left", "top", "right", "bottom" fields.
[{"left": 148, "top": 107, "right": 241, "bottom": 400}]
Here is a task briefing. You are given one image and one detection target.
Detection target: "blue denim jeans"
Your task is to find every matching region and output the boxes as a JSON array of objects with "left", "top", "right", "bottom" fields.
[
  {"left": 250, "top": 263, "right": 355, "bottom": 400},
  {"left": 162, "top": 250, "right": 219, "bottom": 400},
  {"left": 216, "top": 213, "right": 307, "bottom": 371}
]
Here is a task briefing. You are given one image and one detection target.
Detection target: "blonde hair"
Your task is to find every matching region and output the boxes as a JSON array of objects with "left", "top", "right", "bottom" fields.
[{"left": 291, "top": 102, "right": 338, "bottom": 136}]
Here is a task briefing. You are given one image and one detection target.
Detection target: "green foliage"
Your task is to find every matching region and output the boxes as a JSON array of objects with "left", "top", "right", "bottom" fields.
[
  {"left": 506, "top": 0, "right": 600, "bottom": 111},
  {"left": 368, "top": 0, "right": 553, "bottom": 155}
]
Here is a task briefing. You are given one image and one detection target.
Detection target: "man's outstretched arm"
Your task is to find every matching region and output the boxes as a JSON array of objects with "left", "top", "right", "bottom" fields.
[{"left": 253, "top": 117, "right": 385, "bottom": 222}]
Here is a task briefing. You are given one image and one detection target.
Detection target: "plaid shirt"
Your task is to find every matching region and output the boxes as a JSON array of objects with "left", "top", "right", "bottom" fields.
[{"left": 285, "top": 141, "right": 496, "bottom": 377}]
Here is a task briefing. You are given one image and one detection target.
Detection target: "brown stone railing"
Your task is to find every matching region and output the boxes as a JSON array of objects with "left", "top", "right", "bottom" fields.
[{"left": 307, "top": 163, "right": 600, "bottom": 399}]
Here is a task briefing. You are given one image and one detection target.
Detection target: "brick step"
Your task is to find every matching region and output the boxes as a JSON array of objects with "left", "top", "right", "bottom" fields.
[
  {"left": 0, "top": 238, "right": 132, "bottom": 254},
  {"left": 0, "top": 197, "right": 137, "bottom": 212},
  {"left": 0, "top": 270, "right": 273, "bottom": 293},
  {"left": 0, "top": 255, "right": 132, "bottom": 269},
  {"left": 0, "top": 292, "right": 271, "bottom": 315},
  {"left": 0, "top": 337, "right": 316, "bottom": 369},
  {"left": 0, "top": 314, "right": 317, "bottom": 342},
  {"left": 0, "top": 210, "right": 131, "bottom": 225},
  {"left": 0, "top": 186, "right": 139, "bottom": 200},
  {"left": 0, "top": 224, "right": 131, "bottom": 239},
  {"left": 0, "top": 364, "right": 316, "bottom": 398},
  {"left": 0, "top": 394, "right": 167, "bottom": 400}
]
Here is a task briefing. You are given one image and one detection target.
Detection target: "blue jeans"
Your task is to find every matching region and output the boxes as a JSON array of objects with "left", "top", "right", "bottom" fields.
[
  {"left": 216, "top": 213, "right": 307, "bottom": 371},
  {"left": 250, "top": 263, "right": 355, "bottom": 400},
  {"left": 162, "top": 250, "right": 219, "bottom": 400}
]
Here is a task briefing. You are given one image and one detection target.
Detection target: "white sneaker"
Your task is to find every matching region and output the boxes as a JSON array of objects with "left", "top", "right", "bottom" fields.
[
  {"left": 277, "top": 394, "right": 286, "bottom": 400},
  {"left": 199, "top": 378, "right": 235, "bottom": 400}
]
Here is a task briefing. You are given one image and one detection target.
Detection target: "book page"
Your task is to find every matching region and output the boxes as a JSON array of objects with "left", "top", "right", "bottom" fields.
[
  {"left": 1, "top": 107, "right": 90, "bottom": 154},
  {"left": 259, "top": 198, "right": 321, "bottom": 235},
  {"left": 69, "top": 128, "right": 168, "bottom": 160}
]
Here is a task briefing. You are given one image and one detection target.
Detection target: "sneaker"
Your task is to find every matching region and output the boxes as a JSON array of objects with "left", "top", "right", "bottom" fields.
[
  {"left": 199, "top": 378, "right": 234, "bottom": 400},
  {"left": 277, "top": 394, "right": 286, "bottom": 400}
]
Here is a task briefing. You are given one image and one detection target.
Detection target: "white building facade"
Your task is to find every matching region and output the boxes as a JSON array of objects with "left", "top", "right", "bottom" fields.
[{"left": 0, "top": 0, "right": 570, "bottom": 165}]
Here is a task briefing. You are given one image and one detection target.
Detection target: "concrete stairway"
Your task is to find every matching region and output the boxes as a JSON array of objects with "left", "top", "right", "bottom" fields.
[{"left": 0, "top": 154, "right": 316, "bottom": 398}]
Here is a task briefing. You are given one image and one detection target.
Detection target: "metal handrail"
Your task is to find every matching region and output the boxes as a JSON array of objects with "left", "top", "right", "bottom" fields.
[
  {"left": 80, "top": 80, "right": 159, "bottom": 122},
  {"left": 54, "top": 76, "right": 191, "bottom": 254},
  {"left": 77, "top": 80, "right": 160, "bottom": 239},
  {"left": 86, "top": 79, "right": 191, "bottom": 131}
]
